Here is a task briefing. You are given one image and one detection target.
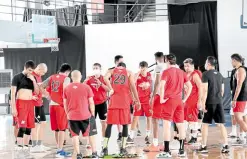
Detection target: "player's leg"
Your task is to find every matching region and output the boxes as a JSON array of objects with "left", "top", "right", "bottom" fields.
[
  {"left": 187, "top": 104, "right": 199, "bottom": 144},
  {"left": 197, "top": 109, "right": 203, "bottom": 136},
  {"left": 144, "top": 104, "right": 152, "bottom": 144},
  {"left": 234, "top": 102, "right": 247, "bottom": 143},
  {"left": 229, "top": 107, "right": 237, "bottom": 137},
  {"left": 214, "top": 104, "right": 229, "bottom": 153},
  {"left": 136, "top": 120, "right": 142, "bottom": 136},
  {"left": 117, "top": 125, "right": 122, "bottom": 142},
  {"left": 88, "top": 116, "right": 98, "bottom": 157},
  {"left": 13, "top": 117, "right": 18, "bottom": 144},
  {"left": 69, "top": 121, "right": 81, "bottom": 158},
  {"left": 38, "top": 106, "right": 49, "bottom": 150},
  {"left": 56, "top": 106, "right": 71, "bottom": 158},
  {"left": 128, "top": 104, "right": 142, "bottom": 143},
  {"left": 119, "top": 109, "right": 131, "bottom": 155},
  {"left": 98, "top": 102, "right": 107, "bottom": 138}
]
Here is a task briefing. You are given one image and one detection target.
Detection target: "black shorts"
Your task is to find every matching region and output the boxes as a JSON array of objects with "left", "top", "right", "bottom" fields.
[
  {"left": 95, "top": 102, "right": 107, "bottom": 120},
  {"left": 202, "top": 104, "right": 225, "bottom": 124},
  {"left": 198, "top": 110, "right": 204, "bottom": 120},
  {"left": 35, "top": 106, "right": 46, "bottom": 123},
  {"left": 69, "top": 116, "right": 97, "bottom": 137}
]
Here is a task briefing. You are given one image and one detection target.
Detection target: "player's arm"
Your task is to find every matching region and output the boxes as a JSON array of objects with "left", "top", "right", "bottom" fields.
[
  {"left": 134, "top": 72, "right": 140, "bottom": 83},
  {"left": 40, "top": 77, "right": 51, "bottom": 98},
  {"left": 183, "top": 81, "right": 192, "bottom": 103},
  {"left": 159, "top": 80, "right": 166, "bottom": 102},
  {"left": 233, "top": 68, "right": 246, "bottom": 101},
  {"left": 100, "top": 78, "right": 110, "bottom": 92},
  {"left": 201, "top": 82, "right": 208, "bottom": 110},
  {"left": 87, "top": 86, "right": 95, "bottom": 116},
  {"left": 63, "top": 77, "right": 71, "bottom": 91},
  {"left": 104, "top": 70, "right": 113, "bottom": 91},
  {"left": 193, "top": 74, "right": 202, "bottom": 104},
  {"left": 63, "top": 89, "right": 68, "bottom": 115},
  {"left": 28, "top": 75, "right": 39, "bottom": 94},
  {"left": 222, "top": 83, "right": 225, "bottom": 97},
  {"left": 152, "top": 73, "right": 161, "bottom": 98},
  {"left": 11, "top": 76, "right": 18, "bottom": 116},
  {"left": 129, "top": 71, "right": 140, "bottom": 104}
]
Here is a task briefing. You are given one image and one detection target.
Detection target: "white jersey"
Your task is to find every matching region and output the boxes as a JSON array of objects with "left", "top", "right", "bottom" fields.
[{"left": 153, "top": 63, "right": 167, "bottom": 95}]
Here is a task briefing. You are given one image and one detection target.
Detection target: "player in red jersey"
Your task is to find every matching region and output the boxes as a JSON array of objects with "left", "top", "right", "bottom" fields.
[
  {"left": 183, "top": 58, "right": 202, "bottom": 144},
  {"left": 127, "top": 61, "right": 153, "bottom": 144},
  {"left": 101, "top": 62, "right": 141, "bottom": 157},
  {"left": 157, "top": 54, "right": 192, "bottom": 158},
  {"left": 30, "top": 63, "right": 49, "bottom": 152},
  {"left": 85, "top": 63, "right": 109, "bottom": 137},
  {"left": 41, "top": 63, "right": 72, "bottom": 158},
  {"left": 64, "top": 70, "right": 98, "bottom": 159}
]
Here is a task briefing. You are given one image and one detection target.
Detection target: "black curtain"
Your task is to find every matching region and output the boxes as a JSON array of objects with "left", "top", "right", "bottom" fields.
[
  {"left": 23, "top": 5, "right": 88, "bottom": 26},
  {"left": 3, "top": 25, "right": 86, "bottom": 80},
  {"left": 168, "top": 2, "right": 217, "bottom": 67},
  {"left": 169, "top": 24, "right": 200, "bottom": 66}
]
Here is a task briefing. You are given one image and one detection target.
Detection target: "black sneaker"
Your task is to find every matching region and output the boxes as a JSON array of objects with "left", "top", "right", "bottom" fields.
[
  {"left": 92, "top": 152, "right": 98, "bottom": 158},
  {"left": 100, "top": 148, "right": 108, "bottom": 157},
  {"left": 120, "top": 148, "right": 128, "bottom": 156},
  {"left": 29, "top": 140, "right": 32, "bottom": 146},
  {"left": 197, "top": 146, "right": 208, "bottom": 153},
  {"left": 63, "top": 140, "right": 66, "bottom": 145},
  {"left": 117, "top": 133, "right": 122, "bottom": 142},
  {"left": 77, "top": 153, "right": 83, "bottom": 159},
  {"left": 188, "top": 137, "right": 197, "bottom": 144},
  {"left": 145, "top": 136, "right": 151, "bottom": 144},
  {"left": 137, "top": 130, "right": 142, "bottom": 136},
  {"left": 178, "top": 149, "right": 186, "bottom": 157},
  {"left": 174, "top": 136, "right": 179, "bottom": 141},
  {"left": 126, "top": 136, "right": 134, "bottom": 144},
  {"left": 221, "top": 145, "right": 229, "bottom": 153}
]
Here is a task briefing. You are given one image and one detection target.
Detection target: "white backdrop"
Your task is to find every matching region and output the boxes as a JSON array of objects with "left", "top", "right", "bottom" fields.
[
  {"left": 85, "top": 21, "right": 169, "bottom": 76},
  {"left": 218, "top": 0, "right": 247, "bottom": 77}
]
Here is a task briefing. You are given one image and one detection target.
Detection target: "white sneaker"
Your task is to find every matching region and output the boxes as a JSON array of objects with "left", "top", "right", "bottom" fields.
[
  {"left": 30, "top": 145, "right": 45, "bottom": 153},
  {"left": 228, "top": 132, "right": 237, "bottom": 138},
  {"left": 40, "top": 144, "right": 51, "bottom": 151}
]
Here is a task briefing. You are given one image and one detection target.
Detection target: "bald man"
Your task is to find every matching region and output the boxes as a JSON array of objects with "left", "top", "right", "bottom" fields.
[
  {"left": 64, "top": 70, "right": 97, "bottom": 159},
  {"left": 30, "top": 63, "right": 49, "bottom": 152}
]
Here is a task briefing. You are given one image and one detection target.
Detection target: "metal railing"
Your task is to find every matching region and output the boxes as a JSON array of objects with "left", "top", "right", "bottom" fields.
[{"left": 0, "top": 0, "right": 168, "bottom": 24}]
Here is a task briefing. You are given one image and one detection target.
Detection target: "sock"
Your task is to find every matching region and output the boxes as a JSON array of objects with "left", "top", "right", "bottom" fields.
[
  {"left": 122, "top": 137, "right": 127, "bottom": 149},
  {"left": 153, "top": 138, "right": 158, "bottom": 146},
  {"left": 232, "top": 125, "right": 237, "bottom": 135},
  {"left": 32, "top": 140, "right": 37, "bottom": 147},
  {"left": 179, "top": 140, "right": 185, "bottom": 150},
  {"left": 129, "top": 130, "right": 135, "bottom": 139},
  {"left": 164, "top": 141, "right": 169, "bottom": 152},
  {"left": 103, "top": 138, "right": 109, "bottom": 149},
  {"left": 197, "top": 123, "right": 202, "bottom": 130},
  {"left": 146, "top": 130, "right": 151, "bottom": 137},
  {"left": 37, "top": 140, "right": 42, "bottom": 146},
  {"left": 240, "top": 132, "right": 245, "bottom": 140}
]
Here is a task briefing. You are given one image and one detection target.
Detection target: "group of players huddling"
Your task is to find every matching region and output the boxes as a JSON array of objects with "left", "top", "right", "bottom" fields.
[{"left": 10, "top": 52, "right": 247, "bottom": 158}]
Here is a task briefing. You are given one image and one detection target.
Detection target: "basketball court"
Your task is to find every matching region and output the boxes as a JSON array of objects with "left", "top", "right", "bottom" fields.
[{"left": 0, "top": 0, "right": 247, "bottom": 159}]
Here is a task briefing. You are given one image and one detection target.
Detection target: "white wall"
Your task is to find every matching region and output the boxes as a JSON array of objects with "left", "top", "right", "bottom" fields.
[
  {"left": 218, "top": 0, "right": 247, "bottom": 77},
  {"left": 85, "top": 21, "right": 169, "bottom": 75}
]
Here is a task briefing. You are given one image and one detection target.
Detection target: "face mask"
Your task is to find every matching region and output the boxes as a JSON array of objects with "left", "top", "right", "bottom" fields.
[{"left": 93, "top": 69, "right": 101, "bottom": 75}]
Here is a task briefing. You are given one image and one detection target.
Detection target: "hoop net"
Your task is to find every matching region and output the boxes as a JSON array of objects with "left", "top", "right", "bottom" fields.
[{"left": 43, "top": 38, "right": 60, "bottom": 52}]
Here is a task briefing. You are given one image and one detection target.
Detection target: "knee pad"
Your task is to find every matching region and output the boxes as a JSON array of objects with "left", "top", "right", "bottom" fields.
[
  {"left": 24, "top": 128, "right": 31, "bottom": 135},
  {"left": 17, "top": 128, "right": 26, "bottom": 138},
  {"left": 189, "top": 123, "right": 198, "bottom": 131}
]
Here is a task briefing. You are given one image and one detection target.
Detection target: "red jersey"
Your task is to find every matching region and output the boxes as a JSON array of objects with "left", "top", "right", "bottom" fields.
[
  {"left": 161, "top": 67, "right": 188, "bottom": 99},
  {"left": 136, "top": 72, "right": 152, "bottom": 104},
  {"left": 49, "top": 74, "right": 67, "bottom": 105},
  {"left": 64, "top": 83, "right": 93, "bottom": 120},
  {"left": 187, "top": 70, "right": 202, "bottom": 100},
  {"left": 86, "top": 75, "right": 107, "bottom": 105},
  {"left": 32, "top": 72, "right": 43, "bottom": 106},
  {"left": 109, "top": 67, "right": 130, "bottom": 109}
]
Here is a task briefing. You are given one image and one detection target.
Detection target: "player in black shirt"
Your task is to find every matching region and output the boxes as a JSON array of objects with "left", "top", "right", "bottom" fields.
[
  {"left": 230, "top": 54, "right": 247, "bottom": 144},
  {"left": 197, "top": 56, "right": 229, "bottom": 154}
]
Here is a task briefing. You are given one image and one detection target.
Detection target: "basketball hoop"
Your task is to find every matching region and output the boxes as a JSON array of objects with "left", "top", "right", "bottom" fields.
[{"left": 43, "top": 38, "right": 60, "bottom": 52}]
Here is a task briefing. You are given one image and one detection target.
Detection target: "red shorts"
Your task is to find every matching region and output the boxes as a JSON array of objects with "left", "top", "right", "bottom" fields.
[
  {"left": 50, "top": 105, "right": 68, "bottom": 131},
  {"left": 233, "top": 101, "right": 247, "bottom": 113},
  {"left": 134, "top": 103, "right": 152, "bottom": 117},
  {"left": 184, "top": 99, "right": 198, "bottom": 122},
  {"left": 152, "top": 95, "right": 163, "bottom": 119},
  {"left": 16, "top": 100, "right": 35, "bottom": 128},
  {"left": 107, "top": 109, "right": 131, "bottom": 125},
  {"left": 160, "top": 97, "right": 184, "bottom": 123}
]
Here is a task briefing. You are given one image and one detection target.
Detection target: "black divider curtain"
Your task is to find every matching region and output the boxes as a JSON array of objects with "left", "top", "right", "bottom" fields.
[
  {"left": 23, "top": 5, "right": 88, "bottom": 26},
  {"left": 3, "top": 25, "right": 86, "bottom": 80},
  {"left": 168, "top": 2, "right": 217, "bottom": 67}
]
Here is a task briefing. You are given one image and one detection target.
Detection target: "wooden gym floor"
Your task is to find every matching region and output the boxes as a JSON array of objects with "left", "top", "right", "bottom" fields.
[{"left": 0, "top": 114, "right": 246, "bottom": 159}]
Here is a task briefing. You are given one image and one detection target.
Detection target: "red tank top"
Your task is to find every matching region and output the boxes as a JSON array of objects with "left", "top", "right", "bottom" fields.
[
  {"left": 108, "top": 67, "right": 130, "bottom": 109},
  {"left": 187, "top": 70, "right": 202, "bottom": 100},
  {"left": 49, "top": 74, "right": 67, "bottom": 105},
  {"left": 136, "top": 72, "right": 152, "bottom": 104}
]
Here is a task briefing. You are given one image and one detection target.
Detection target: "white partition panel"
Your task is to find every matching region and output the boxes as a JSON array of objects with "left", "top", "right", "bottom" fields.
[{"left": 85, "top": 21, "right": 169, "bottom": 76}]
